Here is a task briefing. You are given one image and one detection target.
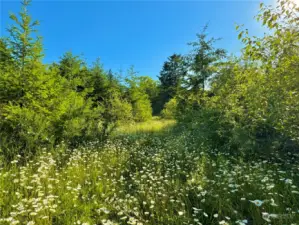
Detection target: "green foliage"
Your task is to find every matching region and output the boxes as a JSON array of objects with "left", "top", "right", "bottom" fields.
[
  {"left": 173, "top": 0, "right": 299, "bottom": 155},
  {"left": 1, "top": 1, "right": 299, "bottom": 224},
  {"left": 137, "top": 76, "right": 159, "bottom": 101},
  {"left": 131, "top": 98, "right": 152, "bottom": 122},
  {"left": 1, "top": 0, "right": 298, "bottom": 160},
  {"left": 159, "top": 54, "right": 187, "bottom": 97},
  {"left": 186, "top": 24, "right": 226, "bottom": 91},
  {"left": 161, "top": 98, "right": 178, "bottom": 119},
  {"left": 126, "top": 67, "right": 152, "bottom": 122},
  {"left": 7, "top": 0, "right": 43, "bottom": 69},
  {"left": 0, "top": 39, "right": 14, "bottom": 73},
  {"left": 156, "top": 54, "right": 187, "bottom": 114},
  {"left": 56, "top": 52, "right": 91, "bottom": 92},
  {"left": 1, "top": 122, "right": 299, "bottom": 225},
  {"left": 87, "top": 63, "right": 133, "bottom": 136},
  {"left": 0, "top": 0, "right": 134, "bottom": 158}
]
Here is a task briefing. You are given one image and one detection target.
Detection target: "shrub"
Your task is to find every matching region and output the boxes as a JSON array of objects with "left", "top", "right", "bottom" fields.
[{"left": 161, "top": 98, "right": 178, "bottom": 119}]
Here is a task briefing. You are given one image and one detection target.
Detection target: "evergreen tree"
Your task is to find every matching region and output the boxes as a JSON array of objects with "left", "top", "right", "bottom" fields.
[
  {"left": 0, "top": 38, "right": 15, "bottom": 104},
  {"left": 159, "top": 54, "right": 187, "bottom": 98},
  {"left": 57, "top": 52, "right": 91, "bottom": 92},
  {"left": 126, "top": 67, "right": 152, "bottom": 122},
  {"left": 2, "top": 0, "right": 44, "bottom": 105},
  {"left": 186, "top": 25, "right": 226, "bottom": 91}
]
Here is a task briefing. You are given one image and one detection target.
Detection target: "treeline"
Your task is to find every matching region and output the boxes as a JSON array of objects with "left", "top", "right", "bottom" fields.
[
  {"left": 160, "top": 0, "right": 299, "bottom": 155},
  {"left": 0, "top": 0, "right": 161, "bottom": 159},
  {"left": 1, "top": 0, "right": 299, "bottom": 159}
]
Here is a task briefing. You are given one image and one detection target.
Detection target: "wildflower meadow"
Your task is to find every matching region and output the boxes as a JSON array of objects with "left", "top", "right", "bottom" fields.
[
  {"left": 1, "top": 122, "right": 299, "bottom": 224},
  {"left": 1, "top": 0, "right": 299, "bottom": 224}
]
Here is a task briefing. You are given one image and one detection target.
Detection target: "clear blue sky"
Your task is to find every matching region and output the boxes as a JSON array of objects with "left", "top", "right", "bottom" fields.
[{"left": 1, "top": 0, "right": 272, "bottom": 79}]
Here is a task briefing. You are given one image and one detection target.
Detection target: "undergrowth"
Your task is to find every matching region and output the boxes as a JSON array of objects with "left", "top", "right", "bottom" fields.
[{"left": 0, "top": 120, "right": 299, "bottom": 225}]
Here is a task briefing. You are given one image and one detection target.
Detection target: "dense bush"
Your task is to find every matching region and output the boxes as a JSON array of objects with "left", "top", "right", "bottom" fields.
[
  {"left": 1, "top": 0, "right": 299, "bottom": 161},
  {"left": 173, "top": 0, "right": 299, "bottom": 155},
  {"left": 161, "top": 98, "right": 178, "bottom": 119},
  {"left": 0, "top": 0, "right": 138, "bottom": 159},
  {"left": 126, "top": 70, "right": 153, "bottom": 122}
]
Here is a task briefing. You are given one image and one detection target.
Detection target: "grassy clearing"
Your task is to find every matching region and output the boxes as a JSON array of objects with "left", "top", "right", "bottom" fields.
[
  {"left": 113, "top": 117, "right": 176, "bottom": 136},
  {"left": 0, "top": 120, "right": 299, "bottom": 225}
]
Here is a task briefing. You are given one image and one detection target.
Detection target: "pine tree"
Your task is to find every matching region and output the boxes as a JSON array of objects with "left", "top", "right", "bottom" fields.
[
  {"left": 159, "top": 54, "right": 187, "bottom": 97},
  {"left": 126, "top": 67, "right": 152, "bottom": 122},
  {"left": 186, "top": 25, "right": 226, "bottom": 91},
  {"left": 4, "top": 0, "right": 44, "bottom": 105}
]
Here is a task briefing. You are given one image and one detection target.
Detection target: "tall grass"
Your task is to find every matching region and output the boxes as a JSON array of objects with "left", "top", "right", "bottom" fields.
[
  {"left": 0, "top": 119, "right": 299, "bottom": 225},
  {"left": 113, "top": 117, "right": 176, "bottom": 136}
]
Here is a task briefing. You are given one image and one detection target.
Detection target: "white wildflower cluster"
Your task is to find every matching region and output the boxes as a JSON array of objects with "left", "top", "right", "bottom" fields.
[{"left": 0, "top": 135, "right": 298, "bottom": 224}]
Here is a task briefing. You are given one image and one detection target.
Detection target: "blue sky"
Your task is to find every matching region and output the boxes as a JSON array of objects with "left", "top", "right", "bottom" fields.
[{"left": 1, "top": 0, "right": 273, "bottom": 79}]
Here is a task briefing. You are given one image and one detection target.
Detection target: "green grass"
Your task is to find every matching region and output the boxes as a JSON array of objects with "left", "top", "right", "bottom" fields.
[
  {"left": 113, "top": 117, "right": 176, "bottom": 136},
  {"left": 0, "top": 119, "right": 299, "bottom": 225}
]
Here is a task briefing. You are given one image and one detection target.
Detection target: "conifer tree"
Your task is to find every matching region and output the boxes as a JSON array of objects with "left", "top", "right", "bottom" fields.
[
  {"left": 126, "top": 67, "right": 152, "bottom": 122},
  {"left": 186, "top": 25, "right": 226, "bottom": 91},
  {"left": 4, "top": 0, "right": 45, "bottom": 105}
]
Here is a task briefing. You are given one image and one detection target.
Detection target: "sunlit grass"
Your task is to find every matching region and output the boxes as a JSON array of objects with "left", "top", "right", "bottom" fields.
[
  {"left": 0, "top": 121, "right": 299, "bottom": 225},
  {"left": 113, "top": 117, "right": 176, "bottom": 136}
]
